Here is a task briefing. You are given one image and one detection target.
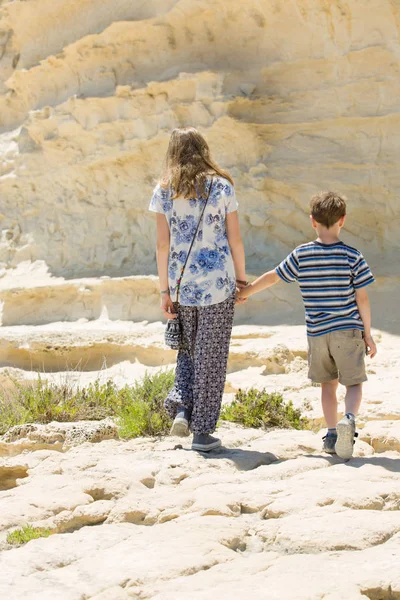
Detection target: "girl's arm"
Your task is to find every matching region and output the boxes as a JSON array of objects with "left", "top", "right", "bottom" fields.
[
  {"left": 156, "top": 214, "right": 176, "bottom": 319},
  {"left": 355, "top": 287, "right": 377, "bottom": 357},
  {"left": 226, "top": 211, "right": 246, "bottom": 282},
  {"left": 238, "top": 270, "right": 280, "bottom": 298}
]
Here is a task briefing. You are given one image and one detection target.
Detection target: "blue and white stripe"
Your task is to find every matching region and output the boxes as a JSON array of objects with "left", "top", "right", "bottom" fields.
[{"left": 276, "top": 241, "right": 375, "bottom": 337}]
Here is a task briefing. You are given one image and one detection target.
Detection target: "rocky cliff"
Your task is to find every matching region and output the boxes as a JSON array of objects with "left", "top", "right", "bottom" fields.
[{"left": 0, "top": 0, "right": 399, "bottom": 281}]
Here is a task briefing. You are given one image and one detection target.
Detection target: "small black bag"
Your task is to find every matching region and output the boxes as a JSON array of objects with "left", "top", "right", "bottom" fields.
[
  {"left": 164, "top": 178, "right": 213, "bottom": 349},
  {"left": 164, "top": 317, "right": 181, "bottom": 350}
]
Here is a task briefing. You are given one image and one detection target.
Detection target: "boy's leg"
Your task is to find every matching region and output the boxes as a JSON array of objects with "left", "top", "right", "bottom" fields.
[
  {"left": 321, "top": 379, "right": 339, "bottom": 453},
  {"left": 308, "top": 333, "right": 339, "bottom": 448},
  {"left": 321, "top": 379, "right": 339, "bottom": 428},
  {"left": 344, "top": 383, "right": 362, "bottom": 417},
  {"left": 328, "top": 330, "right": 366, "bottom": 459},
  {"left": 332, "top": 384, "right": 362, "bottom": 459}
]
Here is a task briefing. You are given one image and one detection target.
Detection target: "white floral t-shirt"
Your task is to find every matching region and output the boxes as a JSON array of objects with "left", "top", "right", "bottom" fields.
[{"left": 149, "top": 176, "right": 238, "bottom": 306}]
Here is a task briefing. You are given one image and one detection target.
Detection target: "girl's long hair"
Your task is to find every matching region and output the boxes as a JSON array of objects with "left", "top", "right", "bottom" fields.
[{"left": 159, "top": 127, "right": 234, "bottom": 199}]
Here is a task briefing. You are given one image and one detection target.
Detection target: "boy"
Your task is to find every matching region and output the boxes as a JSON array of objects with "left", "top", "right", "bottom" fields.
[{"left": 238, "top": 191, "right": 377, "bottom": 459}]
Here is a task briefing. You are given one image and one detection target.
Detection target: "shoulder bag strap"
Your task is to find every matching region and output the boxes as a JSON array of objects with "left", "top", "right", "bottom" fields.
[{"left": 176, "top": 176, "right": 214, "bottom": 303}]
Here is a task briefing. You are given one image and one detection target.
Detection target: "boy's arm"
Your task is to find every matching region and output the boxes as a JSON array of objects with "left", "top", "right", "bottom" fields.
[
  {"left": 355, "top": 287, "right": 377, "bottom": 358},
  {"left": 237, "top": 270, "right": 280, "bottom": 298}
]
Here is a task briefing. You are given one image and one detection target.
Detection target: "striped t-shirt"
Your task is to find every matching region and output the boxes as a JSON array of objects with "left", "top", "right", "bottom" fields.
[{"left": 275, "top": 241, "right": 375, "bottom": 337}]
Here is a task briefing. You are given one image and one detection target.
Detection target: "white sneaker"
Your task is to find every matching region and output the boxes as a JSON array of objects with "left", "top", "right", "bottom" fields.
[{"left": 335, "top": 414, "right": 358, "bottom": 460}]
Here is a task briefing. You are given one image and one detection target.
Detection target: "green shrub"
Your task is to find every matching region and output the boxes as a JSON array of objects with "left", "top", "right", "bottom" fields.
[
  {"left": 117, "top": 370, "right": 175, "bottom": 438},
  {"left": 7, "top": 524, "right": 51, "bottom": 546},
  {"left": 0, "top": 370, "right": 175, "bottom": 439},
  {"left": 0, "top": 376, "right": 123, "bottom": 434},
  {"left": 220, "top": 388, "right": 308, "bottom": 430}
]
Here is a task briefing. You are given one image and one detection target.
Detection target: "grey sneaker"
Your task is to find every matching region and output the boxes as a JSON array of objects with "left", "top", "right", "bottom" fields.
[
  {"left": 170, "top": 406, "right": 191, "bottom": 437},
  {"left": 335, "top": 414, "right": 358, "bottom": 459},
  {"left": 322, "top": 433, "right": 337, "bottom": 454},
  {"left": 192, "top": 434, "right": 221, "bottom": 452}
]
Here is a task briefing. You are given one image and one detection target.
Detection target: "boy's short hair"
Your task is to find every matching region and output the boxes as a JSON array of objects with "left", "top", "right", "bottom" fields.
[{"left": 310, "top": 191, "right": 347, "bottom": 228}]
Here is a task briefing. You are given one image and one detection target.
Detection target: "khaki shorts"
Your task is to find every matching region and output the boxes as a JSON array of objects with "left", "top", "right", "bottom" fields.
[{"left": 307, "top": 329, "right": 367, "bottom": 386}]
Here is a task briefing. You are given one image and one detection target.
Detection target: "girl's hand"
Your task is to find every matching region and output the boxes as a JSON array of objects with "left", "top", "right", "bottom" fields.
[
  {"left": 161, "top": 293, "right": 177, "bottom": 320},
  {"left": 235, "top": 287, "right": 247, "bottom": 304},
  {"left": 364, "top": 334, "right": 377, "bottom": 358},
  {"left": 235, "top": 279, "right": 248, "bottom": 304},
  {"left": 237, "top": 283, "right": 252, "bottom": 300}
]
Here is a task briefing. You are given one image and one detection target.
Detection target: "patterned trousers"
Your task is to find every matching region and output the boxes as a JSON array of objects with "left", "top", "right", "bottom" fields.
[{"left": 165, "top": 295, "right": 235, "bottom": 434}]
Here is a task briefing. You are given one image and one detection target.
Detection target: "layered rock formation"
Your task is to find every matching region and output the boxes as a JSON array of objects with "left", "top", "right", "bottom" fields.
[{"left": 0, "top": 0, "right": 399, "bottom": 282}]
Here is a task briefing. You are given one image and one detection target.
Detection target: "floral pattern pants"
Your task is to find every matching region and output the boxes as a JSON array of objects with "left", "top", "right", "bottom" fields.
[{"left": 165, "top": 295, "right": 235, "bottom": 434}]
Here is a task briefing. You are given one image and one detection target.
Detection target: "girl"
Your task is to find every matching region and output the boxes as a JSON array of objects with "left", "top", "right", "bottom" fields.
[{"left": 149, "top": 127, "right": 246, "bottom": 452}]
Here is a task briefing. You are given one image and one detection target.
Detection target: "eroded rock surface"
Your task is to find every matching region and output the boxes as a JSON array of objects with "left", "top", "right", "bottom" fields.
[
  {"left": 1, "top": 319, "right": 398, "bottom": 599},
  {"left": 0, "top": 424, "right": 399, "bottom": 599}
]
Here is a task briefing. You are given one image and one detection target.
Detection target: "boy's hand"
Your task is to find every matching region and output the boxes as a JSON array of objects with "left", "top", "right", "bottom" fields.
[
  {"left": 237, "top": 284, "right": 252, "bottom": 300},
  {"left": 364, "top": 334, "right": 377, "bottom": 358},
  {"left": 235, "top": 280, "right": 248, "bottom": 304}
]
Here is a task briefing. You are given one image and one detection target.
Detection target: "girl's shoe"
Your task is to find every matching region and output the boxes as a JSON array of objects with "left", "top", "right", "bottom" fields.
[
  {"left": 335, "top": 414, "right": 358, "bottom": 460},
  {"left": 170, "top": 407, "right": 191, "bottom": 437},
  {"left": 192, "top": 434, "right": 221, "bottom": 452}
]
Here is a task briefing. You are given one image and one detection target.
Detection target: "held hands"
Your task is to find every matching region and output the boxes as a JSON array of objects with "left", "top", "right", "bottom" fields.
[
  {"left": 160, "top": 291, "right": 177, "bottom": 320},
  {"left": 235, "top": 278, "right": 249, "bottom": 304},
  {"left": 236, "top": 279, "right": 253, "bottom": 302},
  {"left": 364, "top": 334, "right": 377, "bottom": 358}
]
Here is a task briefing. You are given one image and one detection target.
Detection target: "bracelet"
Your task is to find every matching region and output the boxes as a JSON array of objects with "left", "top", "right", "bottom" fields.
[
  {"left": 160, "top": 289, "right": 170, "bottom": 295},
  {"left": 236, "top": 279, "right": 248, "bottom": 286}
]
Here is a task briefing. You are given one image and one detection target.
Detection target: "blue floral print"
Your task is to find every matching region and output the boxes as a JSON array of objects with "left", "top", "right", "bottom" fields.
[
  {"left": 180, "top": 280, "right": 212, "bottom": 306},
  {"left": 149, "top": 176, "right": 238, "bottom": 306},
  {"left": 190, "top": 247, "right": 226, "bottom": 277},
  {"left": 206, "top": 179, "right": 235, "bottom": 209},
  {"left": 216, "top": 276, "right": 236, "bottom": 297},
  {"left": 170, "top": 214, "right": 199, "bottom": 245},
  {"left": 168, "top": 248, "right": 187, "bottom": 279},
  {"left": 155, "top": 186, "right": 174, "bottom": 213}
]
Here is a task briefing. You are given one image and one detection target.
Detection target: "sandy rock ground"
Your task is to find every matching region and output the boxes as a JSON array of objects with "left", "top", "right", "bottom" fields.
[
  {"left": 0, "top": 317, "right": 399, "bottom": 599},
  {"left": 0, "top": 424, "right": 399, "bottom": 599}
]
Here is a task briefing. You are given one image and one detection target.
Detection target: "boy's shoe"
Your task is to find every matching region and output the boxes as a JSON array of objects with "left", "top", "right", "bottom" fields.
[
  {"left": 335, "top": 414, "right": 358, "bottom": 460},
  {"left": 170, "top": 406, "right": 191, "bottom": 437},
  {"left": 192, "top": 434, "right": 221, "bottom": 452},
  {"left": 322, "top": 433, "right": 337, "bottom": 454}
]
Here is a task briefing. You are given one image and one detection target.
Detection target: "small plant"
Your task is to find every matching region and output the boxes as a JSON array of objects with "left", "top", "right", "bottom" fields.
[
  {"left": 0, "top": 375, "right": 123, "bottom": 434},
  {"left": 117, "top": 370, "right": 175, "bottom": 438},
  {"left": 220, "top": 388, "right": 308, "bottom": 430},
  {"left": 0, "top": 370, "right": 176, "bottom": 439},
  {"left": 7, "top": 524, "right": 51, "bottom": 546}
]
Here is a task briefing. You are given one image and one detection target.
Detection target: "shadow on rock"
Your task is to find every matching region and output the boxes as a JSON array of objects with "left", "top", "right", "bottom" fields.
[
  {"left": 305, "top": 454, "right": 400, "bottom": 472},
  {"left": 199, "top": 446, "right": 279, "bottom": 471},
  {"left": 345, "top": 456, "right": 400, "bottom": 472}
]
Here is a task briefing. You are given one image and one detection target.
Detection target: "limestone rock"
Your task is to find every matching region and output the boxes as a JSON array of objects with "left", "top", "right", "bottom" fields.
[
  {"left": 0, "top": 425, "right": 398, "bottom": 599},
  {"left": 0, "top": 1, "right": 398, "bottom": 282},
  {"left": 1, "top": 418, "right": 118, "bottom": 451},
  {"left": 360, "top": 420, "right": 400, "bottom": 453}
]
